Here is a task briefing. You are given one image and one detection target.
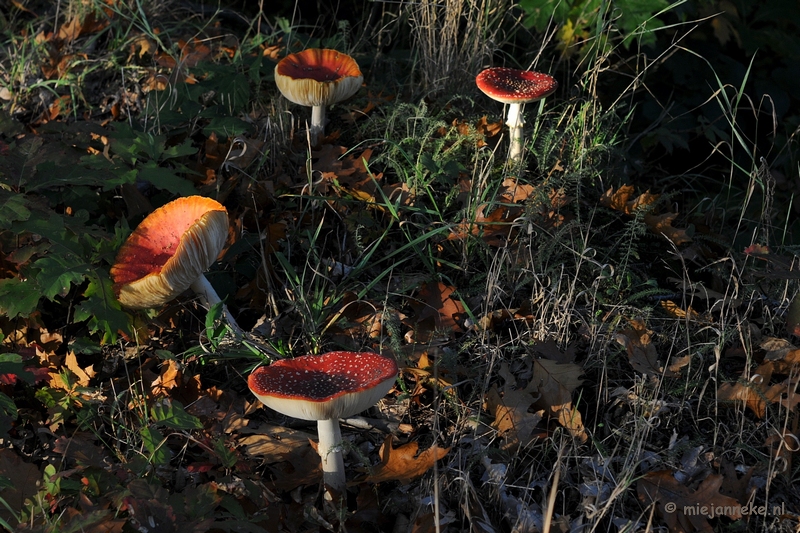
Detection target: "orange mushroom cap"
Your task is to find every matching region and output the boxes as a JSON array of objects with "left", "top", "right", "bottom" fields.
[
  {"left": 248, "top": 351, "right": 398, "bottom": 421},
  {"left": 274, "top": 49, "right": 363, "bottom": 107},
  {"left": 111, "top": 196, "right": 229, "bottom": 309}
]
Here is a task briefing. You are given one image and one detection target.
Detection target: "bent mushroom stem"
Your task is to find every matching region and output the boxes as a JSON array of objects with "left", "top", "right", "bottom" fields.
[
  {"left": 190, "top": 274, "right": 243, "bottom": 338},
  {"left": 505, "top": 103, "right": 525, "bottom": 164},
  {"left": 317, "top": 418, "right": 346, "bottom": 496}
]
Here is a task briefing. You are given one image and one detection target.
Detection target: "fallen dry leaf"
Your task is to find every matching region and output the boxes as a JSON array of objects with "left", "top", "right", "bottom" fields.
[
  {"left": 601, "top": 185, "right": 692, "bottom": 246},
  {"left": 530, "top": 339, "right": 577, "bottom": 364},
  {"left": 716, "top": 365, "right": 774, "bottom": 418},
  {"left": 57, "top": 11, "right": 110, "bottom": 43},
  {"left": 346, "top": 486, "right": 397, "bottom": 532},
  {"left": 149, "top": 359, "right": 202, "bottom": 404},
  {"left": 719, "top": 460, "right": 756, "bottom": 506},
  {"left": 476, "top": 115, "right": 503, "bottom": 139},
  {"left": 269, "top": 445, "right": 323, "bottom": 491},
  {"left": 660, "top": 300, "right": 700, "bottom": 320},
  {"left": 239, "top": 423, "right": 315, "bottom": 459},
  {"left": 499, "top": 177, "right": 536, "bottom": 203},
  {"left": 637, "top": 470, "right": 742, "bottom": 532},
  {"left": 402, "top": 351, "right": 455, "bottom": 402},
  {"left": 764, "top": 429, "right": 799, "bottom": 474},
  {"left": 616, "top": 319, "right": 680, "bottom": 377},
  {"left": 408, "top": 281, "right": 466, "bottom": 335},
  {"left": 487, "top": 385, "right": 544, "bottom": 450},
  {"left": 485, "top": 362, "right": 545, "bottom": 450},
  {"left": 53, "top": 432, "right": 109, "bottom": 469},
  {"left": 324, "top": 292, "right": 383, "bottom": 340},
  {"left": 600, "top": 184, "right": 658, "bottom": 214},
  {"left": 309, "top": 145, "right": 382, "bottom": 196},
  {"left": 717, "top": 353, "right": 800, "bottom": 418},
  {"left": 150, "top": 359, "right": 181, "bottom": 396},
  {"left": 52, "top": 508, "right": 125, "bottom": 533},
  {"left": 64, "top": 351, "right": 95, "bottom": 386},
  {"left": 529, "top": 358, "right": 587, "bottom": 442},
  {"left": 363, "top": 436, "right": 450, "bottom": 485},
  {"left": 448, "top": 202, "right": 523, "bottom": 246},
  {"left": 644, "top": 212, "right": 694, "bottom": 246},
  {"left": 449, "top": 180, "right": 570, "bottom": 244}
]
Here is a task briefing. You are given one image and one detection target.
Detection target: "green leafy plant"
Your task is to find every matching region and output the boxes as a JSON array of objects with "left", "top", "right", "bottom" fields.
[{"left": 519, "top": 0, "right": 676, "bottom": 55}]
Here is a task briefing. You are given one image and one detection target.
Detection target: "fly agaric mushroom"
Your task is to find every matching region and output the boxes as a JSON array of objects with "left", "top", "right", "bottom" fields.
[
  {"left": 248, "top": 351, "right": 398, "bottom": 496},
  {"left": 110, "top": 195, "right": 241, "bottom": 333},
  {"left": 274, "top": 48, "right": 363, "bottom": 145},
  {"left": 475, "top": 67, "right": 557, "bottom": 165}
]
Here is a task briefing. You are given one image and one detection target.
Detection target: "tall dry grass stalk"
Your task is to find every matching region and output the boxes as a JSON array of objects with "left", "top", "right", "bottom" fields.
[{"left": 410, "top": 0, "right": 514, "bottom": 95}]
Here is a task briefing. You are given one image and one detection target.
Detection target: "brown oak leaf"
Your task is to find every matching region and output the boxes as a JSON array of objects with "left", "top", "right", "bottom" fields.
[
  {"left": 601, "top": 185, "right": 692, "bottom": 245},
  {"left": 363, "top": 436, "right": 450, "bottom": 485},
  {"left": 717, "top": 355, "right": 800, "bottom": 418},
  {"left": 486, "top": 363, "right": 544, "bottom": 450},
  {"left": 600, "top": 185, "right": 659, "bottom": 214},
  {"left": 529, "top": 358, "right": 587, "bottom": 442},
  {"left": 637, "top": 470, "right": 742, "bottom": 532},
  {"left": 408, "top": 281, "right": 466, "bottom": 336},
  {"left": 644, "top": 212, "right": 694, "bottom": 245},
  {"left": 719, "top": 460, "right": 756, "bottom": 506},
  {"left": 615, "top": 320, "right": 681, "bottom": 377}
]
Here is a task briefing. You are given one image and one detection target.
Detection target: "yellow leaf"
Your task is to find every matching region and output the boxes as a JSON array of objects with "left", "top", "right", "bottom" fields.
[
  {"left": 659, "top": 300, "right": 699, "bottom": 320},
  {"left": 64, "top": 351, "right": 94, "bottom": 387}
]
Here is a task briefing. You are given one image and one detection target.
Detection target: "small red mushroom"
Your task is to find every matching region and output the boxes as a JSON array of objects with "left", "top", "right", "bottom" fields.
[
  {"left": 475, "top": 67, "right": 557, "bottom": 165},
  {"left": 274, "top": 49, "right": 363, "bottom": 145},
  {"left": 110, "top": 195, "right": 241, "bottom": 333},
  {"left": 248, "top": 351, "right": 398, "bottom": 497}
]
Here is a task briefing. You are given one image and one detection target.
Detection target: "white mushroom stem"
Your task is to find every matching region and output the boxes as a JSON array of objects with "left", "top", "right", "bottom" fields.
[
  {"left": 505, "top": 102, "right": 525, "bottom": 164},
  {"left": 189, "top": 274, "right": 243, "bottom": 337},
  {"left": 310, "top": 105, "right": 326, "bottom": 145},
  {"left": 317, "top": 418, "right": 346, "bottom": 496}
]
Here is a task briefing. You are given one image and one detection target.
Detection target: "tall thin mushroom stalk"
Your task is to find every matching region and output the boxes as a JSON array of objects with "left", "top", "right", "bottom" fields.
[
  {"left": 274, "top": 49, "right": 363, "bottom": 146},
  {"left": 476, "top": 67, "right": 558, "bottom": 166},
  {"left": 248, "top": 351, "right": 398, "bottom": 498}
]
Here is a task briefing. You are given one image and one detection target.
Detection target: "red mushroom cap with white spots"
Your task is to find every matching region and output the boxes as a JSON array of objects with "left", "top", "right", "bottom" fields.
[
  {"left": 475, "top": 67, "right": 558, "bottom": 105},
  {"left": 248, "top": 351, "right": 398, "bottom": 421}
]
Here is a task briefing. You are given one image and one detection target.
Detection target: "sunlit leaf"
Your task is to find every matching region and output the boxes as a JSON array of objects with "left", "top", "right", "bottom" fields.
[{"left": 363, "top": 436, "right": 450, "bottom": 485}]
